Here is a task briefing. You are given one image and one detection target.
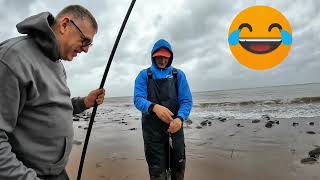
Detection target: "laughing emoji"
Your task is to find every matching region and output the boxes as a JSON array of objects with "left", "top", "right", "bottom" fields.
[{"left": 228, "top": 6, "right": 292, "bottom": 70}]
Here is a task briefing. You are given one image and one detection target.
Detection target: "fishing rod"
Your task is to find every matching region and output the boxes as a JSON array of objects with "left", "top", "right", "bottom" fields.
[{"left": 77, "top": 0, "right": 136, "bottom": 179}]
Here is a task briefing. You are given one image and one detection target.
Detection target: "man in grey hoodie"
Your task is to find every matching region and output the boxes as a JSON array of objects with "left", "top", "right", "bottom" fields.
[{"left": 0, "top": 5, "right": 105, "bottom": 180}]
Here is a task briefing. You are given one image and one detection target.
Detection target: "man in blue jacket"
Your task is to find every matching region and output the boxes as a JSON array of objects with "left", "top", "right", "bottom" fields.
[{"left": 134, "top": 39, "right": 192, "bottom": 180}]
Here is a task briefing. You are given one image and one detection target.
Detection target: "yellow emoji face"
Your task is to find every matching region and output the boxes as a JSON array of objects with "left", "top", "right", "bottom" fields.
[{"left": 228, "top": 6, "right": 293, "bottom": 70}]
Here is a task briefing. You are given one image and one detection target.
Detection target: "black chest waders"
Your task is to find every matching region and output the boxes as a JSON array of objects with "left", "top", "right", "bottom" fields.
[
  {"left": 142, "top": 67, "right": 186, "bottom": 180},
  {"left": 76, "top": 0, "right": 136, "bottom": 179}
]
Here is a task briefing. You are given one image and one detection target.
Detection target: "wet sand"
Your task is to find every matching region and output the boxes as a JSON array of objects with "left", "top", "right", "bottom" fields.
[{"left": 66, "top": 109, "right": 320, "bottom": 180}]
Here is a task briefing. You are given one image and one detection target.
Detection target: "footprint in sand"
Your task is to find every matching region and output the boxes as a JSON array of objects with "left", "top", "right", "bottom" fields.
[
  {"left": 96, "top": 162, "right": 103, "bottom": 168},
  {"left": 72, "top": 140, "right": 82, "bottom": 145}
]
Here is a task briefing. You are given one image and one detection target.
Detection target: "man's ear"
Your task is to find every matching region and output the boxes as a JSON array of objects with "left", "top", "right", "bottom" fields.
[{"left": 58, "top": 17, "right": 70, "bottom": 34}]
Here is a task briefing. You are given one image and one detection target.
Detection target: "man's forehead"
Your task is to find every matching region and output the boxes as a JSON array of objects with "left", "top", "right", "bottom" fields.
[{"left": 77, "top": 19, "right": 96, "bottom": 37}]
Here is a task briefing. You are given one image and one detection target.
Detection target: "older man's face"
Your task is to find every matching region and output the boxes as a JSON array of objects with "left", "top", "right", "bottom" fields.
[
  {"left": 60, "top": 18, "right": 96, "bottom": 61},
  {"left": 154, "top": 56, "right": 169, "bottom": 69}
]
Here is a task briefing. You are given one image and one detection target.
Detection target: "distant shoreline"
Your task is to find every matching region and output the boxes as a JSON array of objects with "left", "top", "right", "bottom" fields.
[{"left": 105, "top": 82, "right": 320, "bottom": 98}]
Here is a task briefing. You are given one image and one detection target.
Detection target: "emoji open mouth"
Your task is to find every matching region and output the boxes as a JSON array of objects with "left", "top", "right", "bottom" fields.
[{"left": 239, "top": 38, "right": 282, "bottom": 54}]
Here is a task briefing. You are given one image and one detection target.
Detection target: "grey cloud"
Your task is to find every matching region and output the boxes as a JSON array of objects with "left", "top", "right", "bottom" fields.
[{"left": 1, "top": 0, "right": 319, "bottom": 97}]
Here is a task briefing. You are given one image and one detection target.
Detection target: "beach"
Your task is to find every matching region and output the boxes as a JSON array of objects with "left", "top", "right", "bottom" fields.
[
  {"left": 66, "top": 110, "right": 320, "bottom": 180},
  {"left": 66, "top": 84, "right": 320, "bottom": 180}
]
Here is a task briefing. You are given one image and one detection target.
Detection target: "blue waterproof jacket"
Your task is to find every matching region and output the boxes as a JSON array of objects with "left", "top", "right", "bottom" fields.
[{"left": 134, "top": 39, "right": 192, "bottom": 121}]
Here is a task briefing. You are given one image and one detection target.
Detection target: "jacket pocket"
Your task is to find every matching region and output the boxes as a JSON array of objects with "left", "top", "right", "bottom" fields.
[
  {"left": 47, "top": 136, "right": 72, "bottom": 175},
  {"left": 34, "top": 136, "right": 72, "bottom": 176}
]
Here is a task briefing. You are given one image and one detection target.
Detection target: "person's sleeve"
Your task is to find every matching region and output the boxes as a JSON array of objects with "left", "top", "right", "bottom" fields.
[
  {"left": 176, "top": 70, "right": 193, "bottom": 122},
  {"left": 0, "top": 61, "right": 40, "bottom": 180},
  {"left": 133, "top": 70, "right": 152, "bottom": 113},
  {"left": 71, "top": 97, "right": 88, "bottom": 115}
]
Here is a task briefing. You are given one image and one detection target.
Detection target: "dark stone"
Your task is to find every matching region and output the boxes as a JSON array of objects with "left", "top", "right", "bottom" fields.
[
  {"left": 218, "top": 117, "right": 227, "bottom": 122},
  {"left": 265, "top": 121, "right": 273, "bottom": 128},
  {"left": 128, "top": 128, "right": 137, "bottom": 131},
  {"left": 252, "top": 119, "right": 260, "bottom": 123},
  {"left": 292, "top": 122, "right": 299, "bottom": 127},
  {"left": 200, "top": 120, "right": 209, "bottom": 126},
  {"left": 236, "top": 123, "right": 244, "bottom": 127},
  {"left": 306, "top": 131, "right": 316, "bottom": 135},
  {"left": 309, "top": 122, "right": 315, "bottom": 126},
  {"left": 185, "top": 119, "right": 193, "bottom": 125},
  {"left": 275, "top": 120, "right": 279, "bottom": 125},
  {"left": 301, "top": 157, "right": 318, "bottom": 164},
  {"left": 208, "top": 121, "right": 212, "bottom": 126},
  {"left": 196, "top": 126, "right": 202, "bottom": 129},
  {"left": 262, "top": 115, "right": 270, "bottom": 120},
  {"left": 78, "top": 125, "right": 82, "bottom": 128},
  {"left": 73, "top": 118, "right": 80, "bottom": 121},
  {"left": 309, "top": 147, "right": 320, "bottom": 159},
  {"left": 84, "top": 127, "right": 88, "bottom": 130}
]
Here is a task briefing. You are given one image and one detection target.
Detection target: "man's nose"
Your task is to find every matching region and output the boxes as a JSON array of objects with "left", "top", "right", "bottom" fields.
[
  {"left": 81, "top": 45, "right": 90, "bottom": 53},
  {"left": 157, "top": 57, "right": 165, "bottom": 62}
]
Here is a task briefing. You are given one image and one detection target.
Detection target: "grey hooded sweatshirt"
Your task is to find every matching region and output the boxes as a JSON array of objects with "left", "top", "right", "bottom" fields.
[{"left": 0, "top": 12, "right": 88, "bottom": 179}]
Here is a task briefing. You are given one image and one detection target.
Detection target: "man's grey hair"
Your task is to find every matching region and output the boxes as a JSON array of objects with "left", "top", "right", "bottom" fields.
[{"left": 56, "top": 5, "right": 98, "bottom": 32}]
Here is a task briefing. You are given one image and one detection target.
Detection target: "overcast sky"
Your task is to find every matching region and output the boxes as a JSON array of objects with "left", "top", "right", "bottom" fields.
[{"left": 1, "top": 0, "right": 319, "bottom": 97}]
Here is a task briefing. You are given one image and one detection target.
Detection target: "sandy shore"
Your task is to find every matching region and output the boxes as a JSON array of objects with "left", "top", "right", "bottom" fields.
[{"left": 66, "top": 108, "right": 320, "bottom": 180}]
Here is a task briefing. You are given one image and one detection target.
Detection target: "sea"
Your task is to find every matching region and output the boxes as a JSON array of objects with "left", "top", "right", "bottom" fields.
[{"left": 103, "top": 83, "right": 320, "bottom": 120}]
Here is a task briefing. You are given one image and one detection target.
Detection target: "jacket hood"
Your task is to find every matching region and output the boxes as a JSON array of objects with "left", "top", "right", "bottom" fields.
[
  {"left": 151, "top": 39, "right": 173, "bottom": 69},
  {"left": 16, "top": 12, "right": 60, "bottom": 61}
]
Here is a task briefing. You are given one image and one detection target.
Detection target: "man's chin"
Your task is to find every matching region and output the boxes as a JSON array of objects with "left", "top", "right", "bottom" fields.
[
  {"left": 157, "top": 65, "right": 166, "bottom": 69},
  {"left": 61, "top": 56, "right": 73, "bottom": 61},
  {"left": 66, "top": 54, "right": 76, "bottom": 61}
]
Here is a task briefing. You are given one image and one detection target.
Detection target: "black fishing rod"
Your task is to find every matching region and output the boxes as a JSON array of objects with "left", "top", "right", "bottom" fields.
[{"left": 77, "top": 0, "right": 136, "bottom": 179}]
